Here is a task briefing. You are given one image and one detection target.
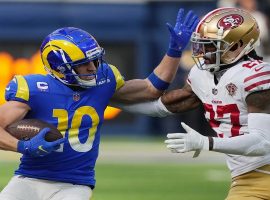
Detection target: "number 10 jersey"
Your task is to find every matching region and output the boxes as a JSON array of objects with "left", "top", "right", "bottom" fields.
[{"left": 5, "top": 63, "right": 125, "bottom": 186}]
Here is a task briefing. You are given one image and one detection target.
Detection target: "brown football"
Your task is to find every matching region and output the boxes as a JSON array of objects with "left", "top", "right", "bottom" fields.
[{"left": 6, "top": 119, "right": 63, "bottom": 142}]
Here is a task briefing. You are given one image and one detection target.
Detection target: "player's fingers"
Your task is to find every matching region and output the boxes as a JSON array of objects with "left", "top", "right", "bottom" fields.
[
  {"left": 183, "top": 10, "right": 195, "bottom": 26},
  {"left": 193, "top": 150, "right": 201, "bottom": 158},
  {"left": 50, "top": 137, "right": 66, "bottom": 146},
  {"left": 187, "top": 15, "right": 199, "bottom": 29},
  {"left": 175, "top": 8, "right": 184, "bottom": 30},
  {"left": 39, "top": 128, "right": 50, "bottom": 138},
  {"left": 166, "top": 144, "right": 184, "bottom": 149},
  {"left": 176, "top": 148, "right": 187, "bottom": 153},
  {"left": 180, "top": 122, "right": 193, "bottom": 133},
  {"left": 170, "top": 149, "right": 179, "bottom": 153},
  {"left": 191, "top": 18, "right": 200, "bottom": 31},
  {"left": 166, "top": 22, "right": 176, "bottom": 37},
  {"left": 167, "top": 133, "right": 185, "bottom": 139},
  {"left": 164, "top": 139, "right": 184, "bottom": 144},
  {"left": 52, "top": 144, "right": 61, "bottom": 151}
]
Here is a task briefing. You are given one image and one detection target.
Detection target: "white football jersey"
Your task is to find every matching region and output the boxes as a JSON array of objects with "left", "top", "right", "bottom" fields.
[{"left": 188, "top": 59, "right": 270, "bottom": 177}]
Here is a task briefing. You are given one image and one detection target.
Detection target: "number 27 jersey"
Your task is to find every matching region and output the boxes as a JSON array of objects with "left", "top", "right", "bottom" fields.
[{"left": 187, "top": 60, "right": 270, "bottom": 178}]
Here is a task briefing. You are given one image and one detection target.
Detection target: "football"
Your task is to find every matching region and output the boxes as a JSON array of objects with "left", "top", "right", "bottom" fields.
[{"left": 6, "top": 119, "right": 63, "bottom": 142}]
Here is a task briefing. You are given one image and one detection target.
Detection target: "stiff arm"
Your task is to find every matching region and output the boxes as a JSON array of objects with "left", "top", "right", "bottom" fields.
[{"left": 114, "top": 82, "right": 201, "bottom": 116}]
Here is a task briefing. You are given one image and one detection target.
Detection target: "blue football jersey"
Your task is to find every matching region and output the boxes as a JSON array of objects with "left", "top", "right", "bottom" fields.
[{"left": 5, "top": 63, "right": 125, "bottom": 186}]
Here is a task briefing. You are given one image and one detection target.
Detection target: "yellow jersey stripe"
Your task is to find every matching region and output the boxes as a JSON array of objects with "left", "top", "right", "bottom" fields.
[
  {"left": 109, "top": 64, "right": 125, "bottom": 91},
  {"left": 15, "top": 75, "right": 29, "bottom": 101}
]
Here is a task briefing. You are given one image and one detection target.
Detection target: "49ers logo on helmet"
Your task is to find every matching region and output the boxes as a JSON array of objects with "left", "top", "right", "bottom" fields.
[{"left": 217, "top": 14, "right": 244, "bottom": 30}]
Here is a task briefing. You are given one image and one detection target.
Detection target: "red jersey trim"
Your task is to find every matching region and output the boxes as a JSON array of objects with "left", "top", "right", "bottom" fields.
[
  {"left": 245, "top": 79, "right": 270, "bottom": 91},
  {"left": 244, "top": 71, "right": 270, "bottom": 83}
]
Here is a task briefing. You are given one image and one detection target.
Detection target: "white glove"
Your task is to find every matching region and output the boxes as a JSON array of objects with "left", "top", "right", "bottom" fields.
[{"left": 165, "top": 122, "right": 209, "bottom": 157}]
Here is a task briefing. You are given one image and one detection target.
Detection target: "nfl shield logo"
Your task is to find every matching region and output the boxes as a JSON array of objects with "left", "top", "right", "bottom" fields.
[
  {"left": 226, "top": 83, "right": 237, "bottom": 96},
  {"left": 73, "top": 93, "right": 80, "bottom": 101},
  {"left": 212, "top": 88, "right": 218, "bottom": 95}
]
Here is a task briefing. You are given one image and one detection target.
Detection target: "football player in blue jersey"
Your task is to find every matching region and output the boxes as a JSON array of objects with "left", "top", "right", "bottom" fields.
[{"left": 0, "top": 8, "right": 199, "bottom": 200}]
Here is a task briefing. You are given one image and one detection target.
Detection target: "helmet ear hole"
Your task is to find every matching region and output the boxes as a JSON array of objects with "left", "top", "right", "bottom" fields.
[{"left": 230, "top": 43, "right": 239, "bottom": 51}]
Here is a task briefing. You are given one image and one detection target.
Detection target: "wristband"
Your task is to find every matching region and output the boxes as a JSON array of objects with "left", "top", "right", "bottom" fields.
[
  {"left": 148, "top": 72, "right": 170, "bottom": 91},
  {"left": 17, "top": 140, "right": 27, "bottom": 154},
  {"left": 208, "top": 137, "right": 214, "bottom": 151},
  {"left": 167, "top": 48, "right": 182, "bottom": 58}
]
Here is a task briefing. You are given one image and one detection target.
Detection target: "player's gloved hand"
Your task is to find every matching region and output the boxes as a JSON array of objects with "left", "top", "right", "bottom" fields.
[
  {"left": 17, "top": 128, "right": 66, "bottom": 157},
  {"left": 165, "top": 122, "right": 209, "bottom": 157},
  {"left": 166, "top": 8, "right": 199, "bottom": 57}
]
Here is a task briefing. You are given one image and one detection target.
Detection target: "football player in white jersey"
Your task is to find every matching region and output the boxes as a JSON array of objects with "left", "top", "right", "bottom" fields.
[{"left": 119, "top": 7, "right": 270, "bottom": 200}]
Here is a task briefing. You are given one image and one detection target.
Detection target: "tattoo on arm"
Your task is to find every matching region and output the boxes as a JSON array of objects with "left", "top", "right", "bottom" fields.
[{"left": 246, "top": 89, "right": 270, "bottom": 113}]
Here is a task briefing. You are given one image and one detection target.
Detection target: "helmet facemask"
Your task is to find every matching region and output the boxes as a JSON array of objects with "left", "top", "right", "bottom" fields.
[{"left": 191, "top": 31, "right": 228, "bottom": 72}]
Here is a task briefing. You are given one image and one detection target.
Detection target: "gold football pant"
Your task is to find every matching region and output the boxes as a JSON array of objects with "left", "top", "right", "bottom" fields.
[{"left": 226, "top": 165, "right": 270, "bottom": 200}]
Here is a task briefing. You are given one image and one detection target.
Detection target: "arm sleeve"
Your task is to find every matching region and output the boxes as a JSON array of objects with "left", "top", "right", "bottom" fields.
[
  {"left": 112, "top": 97, "right": 174, "bottom": 117},
  {"left": 212, "top": 113, "right": 270, "bottom": 156}
]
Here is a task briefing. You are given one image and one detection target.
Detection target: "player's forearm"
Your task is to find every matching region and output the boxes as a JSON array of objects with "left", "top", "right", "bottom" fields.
[
  {"left": 161, "top": 88, "right": 201, "bottom": 113},
  {"left": 153, "top": 55, "right": 180, "bottom": 83},
  {"left": 211, "top": 134, "right": 269, "bottom": 156},
  {"left": 211, "top": 113, "right": 270, "bottom": 156},
  {"left": 113, "top": 97, "right": 174, "bottom": 117},
  {"left": 0, "top": 127, "right": 19, "bottom": 152}
]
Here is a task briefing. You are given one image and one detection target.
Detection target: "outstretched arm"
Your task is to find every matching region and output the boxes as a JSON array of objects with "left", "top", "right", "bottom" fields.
[
  {"left": 112, "top": 9, "right": 199, "bottom": 104},
  {"left": 113, "top": 82, "right": 201, "bottom": 117},
  {"left": 165, "top": 90, "right": 270, "bottom": 157}
]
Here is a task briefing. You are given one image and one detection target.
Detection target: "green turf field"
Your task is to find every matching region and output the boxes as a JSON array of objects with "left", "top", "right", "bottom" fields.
[{"left": 1, "top": 162, "right": 230, "bottom": 200}]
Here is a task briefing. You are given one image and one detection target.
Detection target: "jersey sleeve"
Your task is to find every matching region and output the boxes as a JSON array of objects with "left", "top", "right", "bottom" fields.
[
  {"left": 109, "top": 64, "right": 125, "bottom": 91},
  {"left": 5, "top": 75, "right": 30, "bottom": 104},
  {"left": 243, "top": 63, "right": 270, "bottom": 99}
]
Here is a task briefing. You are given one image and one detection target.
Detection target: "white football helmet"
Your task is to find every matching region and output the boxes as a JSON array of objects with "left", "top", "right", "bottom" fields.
[{"left": 191, "top": 7, "right": 260, "bottom": 72}]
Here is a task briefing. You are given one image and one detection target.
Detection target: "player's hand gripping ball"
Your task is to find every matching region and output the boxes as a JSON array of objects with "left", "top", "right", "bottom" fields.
[{"left": 6, "top": 119, "right": 63, "bottom": 142}]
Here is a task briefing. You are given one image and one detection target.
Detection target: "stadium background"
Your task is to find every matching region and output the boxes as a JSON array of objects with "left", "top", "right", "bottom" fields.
[{"left": 1, "top": 0, "right": 269, "bottom": 199}]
